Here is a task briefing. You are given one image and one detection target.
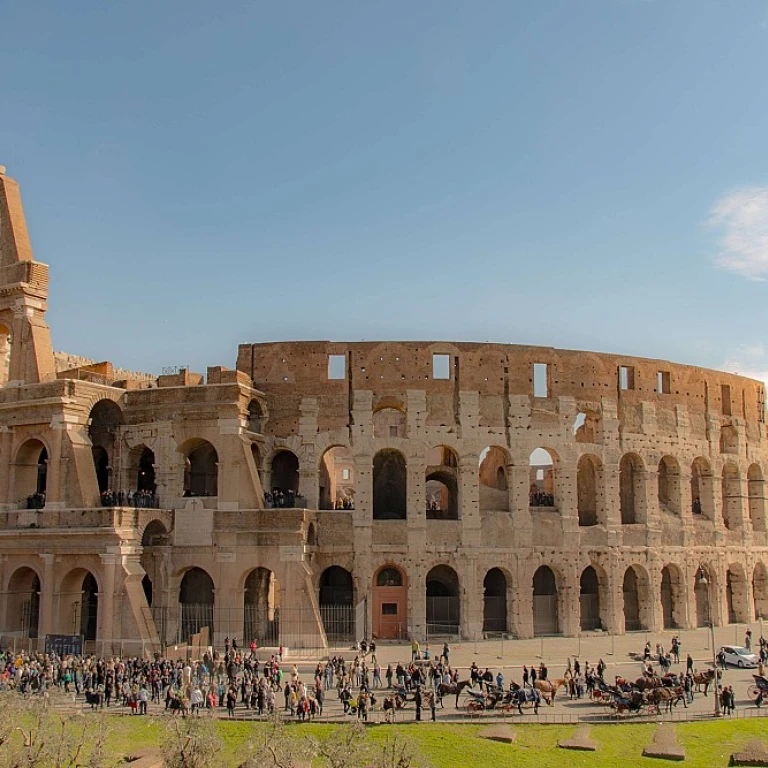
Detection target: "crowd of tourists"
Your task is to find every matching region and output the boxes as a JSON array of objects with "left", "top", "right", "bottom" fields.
[
  {"left": 99, "top": 489, "right": 159, "bottom": 508},
  {"left": 265, "top": 489, "right": 306, "bottom": 508},
  {"left": 529, "top": 490, "right": 555, "bottom": 507}
]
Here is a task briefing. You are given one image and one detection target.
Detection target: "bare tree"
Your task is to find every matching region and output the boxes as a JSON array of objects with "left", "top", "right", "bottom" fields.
[
  {"left": 240, "top": 713, "right": 316, "bottom": 768},
  {"left": 372, "top": 733, "right": 427, "bottom": 768},
  {"left": 161, "top": 715, "right": 223, "bottom": 768},
  {"left": 312, "top": 722, "right": 371, "bottom": 768}
]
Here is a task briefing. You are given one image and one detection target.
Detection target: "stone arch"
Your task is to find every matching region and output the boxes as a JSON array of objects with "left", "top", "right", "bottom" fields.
[
  {"left": 89, "top": 399, "right": 124, "bottom": 493},
  {"left": 373, "top": 449, "right": 407, "bottom": 520},
  {"left": 579, "top": 565, "right": 604, "bottom": 631},
  {"left": 529, "top": 448, "right": 557, "bottom": 507},
  {"left": 6, "top": 566, "right": 41, "bottom": 638},
  {"left": 319, "top": 446, "right": 354, "bottom": 510},
  {"left": 373, "top": 564, "right": 407, "bottom": 640},
  {"left": 319, "top": 566, "right": 354, "bottom": 642},
  {"left": 660, "top": 564, "right": 685, "bottom": 629},
  {"left": 58, "top": 568, "right": 100, "bottom": 641},
  {"left": 244, "top": 567, "right": 280, "bottom": 646},
  {"left": 247, "top": 399, "right": 265, "bottom": 433},
  {"left": 270, "top": 449, "right": 300, "bottom": 498},
  {"left": 426, "top": 445, "right": 459, "bottom": 520},
  {"left": 129, "top": 445, "right": 156, "bottom": 494},
  {"left": 0, "top": 321, "right": 11, "bottom": 386},
  {"left": 721, "top": 463, "right": 741, "bottom": 530},
  {"left": 426, "top": 564, "right": 460, "bottom": 635},
  {"left": 533, "top": 565, "right": 559, "bottom": 636},
  {"left": 623, "top": 565, "right": 651, "bottom": 631},
  {"left": 181, "top": 439, "right": 218, "bottom": 497},
  {"left": 694, "top": 565, "right": 716, "bottom": 627},
  {"left": 479, "top": 446, "right": 510, "bottom": 512},
  {"left": 178, "top": 567, "right": 215, "bottom": 643},
  {"left": 14, "top": 438, "right": 49, "bottom": 503},
  {"left": 141, "top": 519, "right": 170, "bottom": 547},
  {"left": 658, "top": 455, "right": 681, "bottom": 515},
  {"left": 577, "top": 454, "right": 601, "bottom": 526},
  {"left": 748, "top": 464, "right": 766, "bottom": 532},
  {"left": 483, "top": 567, "right": 509, "bottom": 634},
  {"left": 619, "top": 453, "right": 644, "bottom": 524},
  {"left": 373, "top": 406, "right": 406, "bottom": 439},
  {"left": 753, "top": 562, "right": 768, "bottom": 620},
  {"left": 691, "top": 457, "right": 711, "bottom": 518},
  {"left": 726, "top": 564, "right": 749, "bottom": 624}
]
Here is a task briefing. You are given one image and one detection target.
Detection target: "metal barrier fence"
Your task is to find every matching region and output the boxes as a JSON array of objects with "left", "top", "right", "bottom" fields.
[{"left": 426, "top": 597, "right": 459, "bottom": 636}]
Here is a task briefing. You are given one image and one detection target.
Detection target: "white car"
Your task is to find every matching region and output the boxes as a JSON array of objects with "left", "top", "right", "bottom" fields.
[{"left": 719, "top": 646, "right": 759, "bottom": 668}]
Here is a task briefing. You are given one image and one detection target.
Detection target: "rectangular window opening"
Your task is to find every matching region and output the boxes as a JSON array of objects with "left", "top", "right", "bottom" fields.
[
  {"left": 342, "top": 468, "right": 350, "bottom": 480},
  {"left": 721, "top": 384, "right": 732, "bottom": 416},
  {"left": 328, "top": 354, "right": 346, "bottom": 380},
  {"left": 432, "top": 354, "right": 451, "bottom": 380},
  {"left": 533, "top": 363, "right": 549, "bottom": 397},
  {"left": 389, "top": 425, "right": 398, "bottom": 437},
  {"left": 657, "top": 371, "right": 671, "bottom": 395},
  {"left": 619, "top": 365, "right": 635, "bottom": 391},
  {"left": 381, "top": 603, "right": 398, "bottom": 616}
]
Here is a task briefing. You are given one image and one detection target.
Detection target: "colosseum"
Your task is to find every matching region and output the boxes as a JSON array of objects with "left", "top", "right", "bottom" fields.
[{"left": 1, "top": 166, "right": 768, "bottom": 656}]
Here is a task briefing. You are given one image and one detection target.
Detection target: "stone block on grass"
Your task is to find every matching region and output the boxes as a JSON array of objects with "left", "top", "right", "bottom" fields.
[
  {"left": 730, "top": 739, "right": 768, "bottom": 766},
  {"left": 558, "top": 726, "right": 598, "bottom": 752},
  {"left": 480, "top": 725, "right": 517, "bottom": 744},
  {"left": 642, "top": 723, "right": 685, "bottom": 761}
]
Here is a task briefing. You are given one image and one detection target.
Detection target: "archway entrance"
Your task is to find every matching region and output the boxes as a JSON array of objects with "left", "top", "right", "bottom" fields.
[
  {"left": 244, "top": 568, "right": 280, "bottom": 646},
  {"left": 483, "top": 568, "right": 508, "bottom": 634},
  {"left": 319, "top": 567, "right": 354, "bottom": 643},
  {"left": 580, "top": 566, "right": 601, "bottom": 631},
  {"left": 184, "top": 442, "right": 218, "bottom": 497},
  {"left": 426, "top": 565, "right": 460, "bottom": 636},
  {"left": 372, "top": 566, "right": 407, "bottom": 640},
  {"left": 623, "top": 568, "right": 643, "bottom": 631},
  {"left": 577, "top": 455, "right": 600, "bottom": 526},
  {"left": 89, "top": 400, "right": 123, "bottom": 494},
  {"left": 6, "top": 567, "right": 41, "bottom": 640},
  {"left": 373, "top": 450, "right": 407, "bottom": 520},
  {"left": 15, "top": 439, "right": 48, "bottom": 507},
  {"left": 695, "top": 569, "right": 711, "bottom": 627},
  {"left": 533, "top": 566, "right": 559, "bottom": 636},
  {"left": 179, "top": 568, "right": 214, "bottom": 643},
  {"left": 726, "top": 566, "right": 748, "bottom": 624},
  {"left": 661, "top": 565, "right": 684, "bottom": 629},
  {"left": 80, "top": 574, "right": 99, "bottom": 642},
  {"left": 754, "top": 563, "right": 768, "bottom": 620}
]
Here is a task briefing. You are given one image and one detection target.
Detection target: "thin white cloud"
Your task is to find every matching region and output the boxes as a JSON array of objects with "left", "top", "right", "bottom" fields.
[
  {"left": 720, "top": 342, "right": 768, "bottom": 387},
  {"left": 710, "top": 186, "right": 768, "bottom": 280}
]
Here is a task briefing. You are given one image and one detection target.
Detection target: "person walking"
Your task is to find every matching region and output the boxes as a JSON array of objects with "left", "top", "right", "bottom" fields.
[{"left": 414, "top": 687, "right": 422, "bottom": 722}]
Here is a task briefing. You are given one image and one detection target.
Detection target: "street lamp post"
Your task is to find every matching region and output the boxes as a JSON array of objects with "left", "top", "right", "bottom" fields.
[{"left": 698, "top": 566, "right": 722, "bottom": 717}]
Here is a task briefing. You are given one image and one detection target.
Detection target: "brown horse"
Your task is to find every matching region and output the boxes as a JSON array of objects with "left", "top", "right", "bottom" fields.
[
  {"left": 533, "top": 678, "right": 568, "bottom": 704},
  {"left": 436, "top": 679, "right": 473, "bottom": 708},
  {"left": 648, "top": 685, "right": 687, "bottom": 714},
  {"left": 693, "top": 669, "right": 715, "bottom": 695}
]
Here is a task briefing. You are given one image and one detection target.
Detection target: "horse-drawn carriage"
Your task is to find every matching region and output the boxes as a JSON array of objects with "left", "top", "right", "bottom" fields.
[{"left": 747, "top": 674, "right": 768, "bottom": 705}]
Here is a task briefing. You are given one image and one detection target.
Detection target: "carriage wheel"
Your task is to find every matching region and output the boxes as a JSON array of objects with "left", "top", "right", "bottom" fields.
[
  {"left": 748, "top": 685, "right": 761, "bottom": 699},
  {"left": 466, "top": 700, "right": 483, "bottom": 714}
]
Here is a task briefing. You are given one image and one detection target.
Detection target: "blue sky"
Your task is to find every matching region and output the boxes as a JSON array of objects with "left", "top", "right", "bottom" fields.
[{"left": 2, "top": 1, "right": 768, "bottom": 380}]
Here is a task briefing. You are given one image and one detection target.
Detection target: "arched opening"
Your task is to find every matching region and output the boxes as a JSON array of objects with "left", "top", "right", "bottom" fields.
[
  {"left": 141, "top": 520, "right": 170, "bottom": 547},
  {"left": 80, "top": 573, "right": 99, "bottom": 642},
  {"left": 373, "top": 449, "right": 407, "bottom": 520},
  {"left": 270, "top": 450, "right": 299, "bottom": 505},
  {"left": 92, "top": 446, "right": 110, "bottom": 494},
  {"left": 694, "top": 567, "right": 713, "bottom": 627},
  {"left": 244, "top": 568, "right": 280, "bottom": 646},
  {"left": 15, "top": 439, "right": 48, "bottom": 507},
  {"left": 373, "top": 565, "right": 407, "bottom": 640},
  {"left": 658, "top": 456, "right": 681, "bottom": 515},
  {"left": 529, "top": 448, "right": 556, "bottom": 507},
  {"left": 319, "top": 566, "right": 354, "bottom": 642},
  {"left": 306, "top": 522, "right": 317, "bottom": 547},
  {"left": 720, "top": 425, "right": 738, "bottom": 454},
  {"left": 247, "top": 399, "right": 265, "bottom": 433},
  {"left": 691, "top": 458, "right": 711, "bottom": 518},
  {"left": 183, "top": 441, "right": 218, "bottom": 497},
  {"left": 89, "top": 400, "right": 123, "bottom": 494},
  {"left": 722, "top": 464, "right": 741, "bottom": 530},
  {"left": 373, "top": 406, "right": 406, "bottom": 439},
  {"left": 6, "top": 567, "right": 41, "bottom": 639},
  {"left": 137, "top": 447, "right": 156, "bottom": 493},
  {"left": 319, "top": 446, "right": 354, "bottom": 510},
  {"left": 622, "top": 566, "right": 648, "bottom": 631},
  {"left": 483, "top": 568, "right": 508, "bottom": 634},
  {"left": 142, "top": 574, "right": 153, "bottom": 606},
  {"left": 425, "top": 446, "right": 459, "bottom": 520},
  {"left": 619, "top": 453, "right": 643, "bottom": 524},
  {"left": 579, "top": 566, "right": 601, "bottom": 631},
  {"left": 748, "top": 465, "right": 766, "bottom": 532},
  {"left": 577, "top": 454, "right": 600, "bottom": 526},
  {"left": 426, "top": 565, "right": 460, "bottom": 636},
  {"left": 533, "top": 566, "right": 559, "bottom": 636},
  {"left": 726, "top": 565, "right": 749, "bottom": 624},
  {"left": 178, "top": 568, "right": 214, "bottom": 643},
  {"left": 753, "top": 562, "right": 768, "bottom": 620},
  {"left": 661, "top": 564, "right": 685, "bottom": 629},
  {"left": 479, "top": 446, "right": 510, "bottom": 512},
  {"left": 0, "top": 322, "right": 11, "bottom": 386}
]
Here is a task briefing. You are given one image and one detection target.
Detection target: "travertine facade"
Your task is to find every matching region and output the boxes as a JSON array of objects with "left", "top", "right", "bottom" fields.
[{"left": 1, "top": 166, "right": 768, "bottom": 655}]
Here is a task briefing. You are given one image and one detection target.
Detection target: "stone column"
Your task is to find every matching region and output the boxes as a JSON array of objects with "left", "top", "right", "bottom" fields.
[
  {"left": 508, "top": 464, "right": 532, "bottom": 546},
  {"left": 459, "top": 456, "right": 480, "bottom": 549},
  {"left": 601, "top": 463, "right": 621, "bottom": 536},
  {"left": 43, "top": 417, "right": 65, "bottom": 508},
  {"left": 0, "top": 426, "right": 12, "bottom": 504},
  {"left": 556, "top": 467, "right": 579, "bottom": 544},
  {"left": 560, "top": 565, "right": 580, "bottom": 637},
  {"left": 38, "top": 554, "right": 55, "bottom": 637},
  {"left": 99, "top": 554, "right": 117, "bottom": 655}
]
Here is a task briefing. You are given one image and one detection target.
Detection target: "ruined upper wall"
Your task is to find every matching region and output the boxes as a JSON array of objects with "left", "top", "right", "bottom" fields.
[{"left": 237, "top": 340, "right": 767, "bottom": 439}]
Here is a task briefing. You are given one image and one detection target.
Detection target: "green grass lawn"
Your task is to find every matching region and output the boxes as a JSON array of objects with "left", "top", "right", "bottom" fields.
[{"left": 101, "top": 716, "right": 768, "bottom": 767}]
